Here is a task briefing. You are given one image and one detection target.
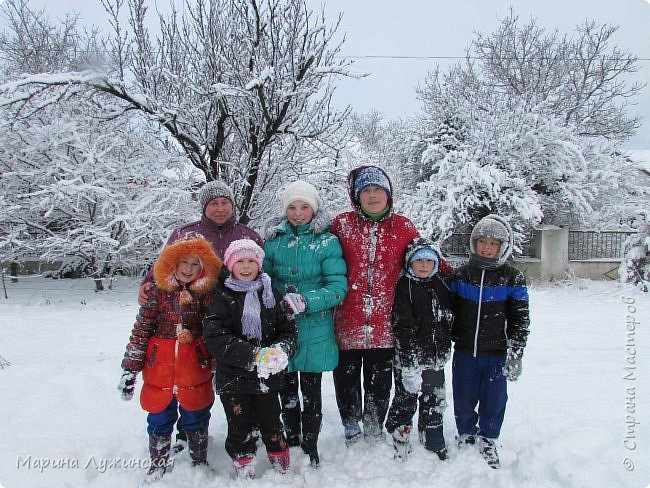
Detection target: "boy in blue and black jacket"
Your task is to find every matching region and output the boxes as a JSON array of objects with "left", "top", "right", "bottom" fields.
[{"left": 450, "top": 214, "right": 530, "bottom": 469}]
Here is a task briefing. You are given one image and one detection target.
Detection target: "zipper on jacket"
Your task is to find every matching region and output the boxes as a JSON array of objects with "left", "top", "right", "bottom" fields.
[
  {"left": 364, "top": 224, "right": 378, "bottom": 348},
  {"left": 148, "top": 344, "right": 158, "bottom": 368},
  {"left": 173, "top": 320, "right": 183, "bottom": 395},
  {"left": 473, "top": 270, "right": 485, "bottom": 358},
  {"left": 196, "top": 343, "right": 208, "bottom": 368}
]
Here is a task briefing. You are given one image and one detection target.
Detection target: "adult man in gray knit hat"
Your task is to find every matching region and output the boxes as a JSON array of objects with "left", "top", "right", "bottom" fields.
[
  {"left": 138, "top": 180, "right": 263, "bottom": 304},
  {"left": 137, "top": 180, "right": 263, "bottom": 453}
]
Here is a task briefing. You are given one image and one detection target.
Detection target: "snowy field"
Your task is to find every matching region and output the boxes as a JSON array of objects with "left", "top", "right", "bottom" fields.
[{"left": 0, "top": 276, "right": 649, "bottom": 488}]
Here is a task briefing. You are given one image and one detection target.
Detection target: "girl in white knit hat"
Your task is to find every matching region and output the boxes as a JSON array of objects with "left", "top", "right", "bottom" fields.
[{"left": 262, "top": 180, "right": 348, "bottom": 468}]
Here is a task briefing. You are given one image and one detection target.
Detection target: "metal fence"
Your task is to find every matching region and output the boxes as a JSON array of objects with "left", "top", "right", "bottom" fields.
[
  {"left": 439, "top": 233, "right": 471, "bottom": 257},
  {"left": 440, "top": 231, "right": 537, "bottom": 258},
  {"left": 441, "top": 229, "right": 635, "bottom": 260},
  {"left": 568, "top": 230, "right": 635, "bottom": 260}
]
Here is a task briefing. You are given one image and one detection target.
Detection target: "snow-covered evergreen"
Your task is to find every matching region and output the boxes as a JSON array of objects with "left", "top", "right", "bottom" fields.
[{"left": 620, "top": 209, "right": 650, "bottom": 291}]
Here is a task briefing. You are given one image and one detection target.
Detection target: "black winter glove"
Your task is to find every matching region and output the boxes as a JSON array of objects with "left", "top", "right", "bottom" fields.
[{"left": 118, "top": 370, "right": 137, "bottom": 401}]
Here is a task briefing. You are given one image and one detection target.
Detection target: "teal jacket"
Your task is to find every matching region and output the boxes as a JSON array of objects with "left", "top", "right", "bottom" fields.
[{"left": 263, "top": 209, "right": 347, "bottom": 372}]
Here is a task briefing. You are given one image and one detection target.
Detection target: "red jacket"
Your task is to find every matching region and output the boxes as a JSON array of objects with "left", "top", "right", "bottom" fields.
[
  {"left": 330, "top": 166, "right": 420, "bottom": 350},
  {"left": 122, "top": 236, "right": 221, "bottom": 413}
]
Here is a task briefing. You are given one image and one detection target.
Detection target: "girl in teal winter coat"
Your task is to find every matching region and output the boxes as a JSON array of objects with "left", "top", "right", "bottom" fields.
[{"left": 263, "top": 180, "right": 348, "bottom": 468}]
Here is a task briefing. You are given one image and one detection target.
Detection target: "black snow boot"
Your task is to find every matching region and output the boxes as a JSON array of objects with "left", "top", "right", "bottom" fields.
[
  {"left": 282, "top": 406, "right": 302, "bottom": 447},
  {"left": 478, "top": 436, "right": 500, "bottom": 469},
  {"left": 187, "top": 429, "right": 209, "bottom": 466},
  {"left": 301, "top": 414, "right": 322, "bottom": 468}
]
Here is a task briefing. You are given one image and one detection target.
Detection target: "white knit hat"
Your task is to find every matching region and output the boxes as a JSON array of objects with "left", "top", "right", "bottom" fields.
[
  {"left": 198, "top": 180, "right": 234, "bottom": 212},
  {"left": 281, "top": 180, "right": 321, "bottom": 214}
]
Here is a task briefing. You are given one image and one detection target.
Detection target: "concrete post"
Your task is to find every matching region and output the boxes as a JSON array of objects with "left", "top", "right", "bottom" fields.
[{"left": 536, "top": 226, "right": 569, "bottom": 281}]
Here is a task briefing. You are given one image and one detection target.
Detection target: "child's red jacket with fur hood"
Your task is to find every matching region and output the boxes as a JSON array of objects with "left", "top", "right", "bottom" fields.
[{"left": 122, "top": 235, "right": 222, "bottom": 413}]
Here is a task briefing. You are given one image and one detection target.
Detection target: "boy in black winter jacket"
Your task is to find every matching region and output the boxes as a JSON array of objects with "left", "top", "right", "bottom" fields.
[
  {"left": 385, "top": 237, "right": 454, "bottom": 462},
  {"left": 450, "top": 214, "right": 530, "bottom": 469}
]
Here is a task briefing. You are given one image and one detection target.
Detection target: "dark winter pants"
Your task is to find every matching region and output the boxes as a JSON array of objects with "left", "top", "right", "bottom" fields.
[
  {"left": 385, "top": 367, "right": 447, "bottom": 452},
  {"left": 452, "top": 350, "right": 507, "bottom": 439},
  {"left": 333, "top": 348, "right": 393, "bottom": 437},
  {"left": 146, "top": 397, "right": 211, "bottom": 436},
  {"left": 220, "top": 392, "right": 286, "bottom": 459},
  {"left": 279, "top": 372, "right": 323, "bottom": 443}
]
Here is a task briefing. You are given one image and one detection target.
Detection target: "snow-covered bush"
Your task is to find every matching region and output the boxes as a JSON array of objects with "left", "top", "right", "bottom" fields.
[{"left": 620, "top": 210, "right": 650, "bottom": 291}]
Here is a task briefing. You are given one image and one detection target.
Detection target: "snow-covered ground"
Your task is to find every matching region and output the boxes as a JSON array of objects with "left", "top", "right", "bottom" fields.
[{"left": 0, "top": 276, "right": 649, "bottom": 488}]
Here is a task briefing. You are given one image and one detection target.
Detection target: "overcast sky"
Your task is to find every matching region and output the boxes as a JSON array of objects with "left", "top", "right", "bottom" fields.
[{"left": 9, "top": 0, "right": 650, "bottom": 148}]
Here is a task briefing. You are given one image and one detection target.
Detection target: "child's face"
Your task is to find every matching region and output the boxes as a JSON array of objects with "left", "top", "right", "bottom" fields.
[
  {"left": 175, "top": 256, "right": 202, "bottom": 283},
  {"left": 231, "top": 258, "right": 259, "bottom": 281},
  {"left": 475, "top": 237, "right": 502, "bottom": 259},
  {"left": 359, "top": 186, "right": 388, "bottom": 213},
  {"left": 411, "top": 258, "right": 436, "bottom": 278},
  {"left": 286, "top": 200, "right": 314, "bottom": 226}
]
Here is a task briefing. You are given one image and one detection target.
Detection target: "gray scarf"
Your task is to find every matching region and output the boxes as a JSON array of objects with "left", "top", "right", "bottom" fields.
[
  {"left": 469, "top": 253, "right": 502, "bottom": 270},
  {"left": 224, "top": 273, "right": 276, "bottom": 341}
]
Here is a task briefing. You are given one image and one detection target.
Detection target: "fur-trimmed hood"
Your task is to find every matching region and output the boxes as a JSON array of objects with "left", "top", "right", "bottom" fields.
[
  {"left": 153, "top": 234, "right": 222, "bottom": 295},
  {"left": 262, "top": 207, "right": 334, "bottom": 241}
]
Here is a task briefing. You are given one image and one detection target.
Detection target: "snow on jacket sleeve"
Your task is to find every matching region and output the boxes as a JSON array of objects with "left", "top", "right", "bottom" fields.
[
  {"left": 202, "top": 292, "right": 258, "bottom": 371},
  {"left": 392, "top": 277, "right": 420, "bottom": 370},
  {"left": 301, "top": 234, "right": 348, "bottom": 314},
  {"left": 506, "top": 268, "right": 530, "bottom": 358},
  {"left": 121, "top": 288, "right": 160, "bottom": 371},
  {"left": 269, "top": 292, "right": 298, "bottom": 359},
  {"left": 431, "top": 275, "right": 454, "bottom": 369}
]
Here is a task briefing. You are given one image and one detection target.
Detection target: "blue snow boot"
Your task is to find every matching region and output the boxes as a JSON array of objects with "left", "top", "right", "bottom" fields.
[{"left": 344, "top": 423, "right": 362, "bottom": 446}]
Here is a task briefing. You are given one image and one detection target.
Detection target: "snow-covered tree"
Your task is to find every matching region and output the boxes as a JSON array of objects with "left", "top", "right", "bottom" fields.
[
  {"left": 407, "top": 12, "right": 644, "bottom": 242},
  {"left": 0, "top": 0, "right": 102, "bottom": 78},
  {"left": 620, "top": 210, "right": 650, "bottom": 291},
  {"left": 0, "top": 101, "right": 197, "bottom": 291},
  {"left": 471, "top": 14, "right": 643, "bottom": 141},
  {"left": 343, "top": 111, "right": 417, "bottom": 209},
  {"left": 1, "top": 0, "right": 357, "bottom": 224},
  {"left": 0, "top": 0, "right": 201, "bottom": 289}
]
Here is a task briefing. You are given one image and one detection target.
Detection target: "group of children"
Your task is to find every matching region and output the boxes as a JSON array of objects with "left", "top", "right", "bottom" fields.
[{"left": 118, "top": 165, "right": 530, "bottom": 483}]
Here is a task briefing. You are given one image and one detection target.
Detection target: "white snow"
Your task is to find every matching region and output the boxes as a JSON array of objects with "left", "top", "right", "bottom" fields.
[{"left": 1, "top": 277, "right": 649, "bottom": 488}]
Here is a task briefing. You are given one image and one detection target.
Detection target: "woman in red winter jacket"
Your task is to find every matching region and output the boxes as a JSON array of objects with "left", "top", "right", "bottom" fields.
[{"left": 331, "top": 165, "right": 437, "bottom": 444}]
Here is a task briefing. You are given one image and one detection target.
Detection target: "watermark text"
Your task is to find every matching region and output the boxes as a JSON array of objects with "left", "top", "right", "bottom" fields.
[
  {"left": 621, "top": 296, "right": 640, "bottom": 472},
  {"left": 16, "top": 455, "right": 173, "bottom": 473}
]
